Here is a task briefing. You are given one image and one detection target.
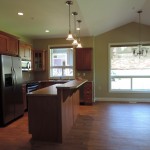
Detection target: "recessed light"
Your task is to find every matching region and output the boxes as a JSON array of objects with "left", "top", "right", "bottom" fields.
[
  {"left": 45, "top": 30, "right": 49, "bottom": 33},
  {"left": 18, "top": 12, "right": 24, "bottom": 16}
]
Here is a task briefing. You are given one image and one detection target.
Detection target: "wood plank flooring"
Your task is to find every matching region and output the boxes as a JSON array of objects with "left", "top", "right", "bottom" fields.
[{"left": 1, "top": 101, "right": 150, "bottom": 150}]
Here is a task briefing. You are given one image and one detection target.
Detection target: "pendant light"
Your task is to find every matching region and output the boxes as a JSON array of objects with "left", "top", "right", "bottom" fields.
[
  {"left": 66, "top": 1, "right": 74, "bottom": 40},
  {"left": 72, "top": 12, "right": 78, "bottom": 46},
  {"left": 133, "top": 10, "right": 149, "bottom": 57},
  {"left": 77, "top": 20, "right": 82, "bottom": 48}
]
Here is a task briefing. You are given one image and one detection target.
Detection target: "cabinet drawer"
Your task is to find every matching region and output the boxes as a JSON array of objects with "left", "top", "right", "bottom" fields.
[{"left": 80, "top": 81, "right": 93, "bottom": 105}]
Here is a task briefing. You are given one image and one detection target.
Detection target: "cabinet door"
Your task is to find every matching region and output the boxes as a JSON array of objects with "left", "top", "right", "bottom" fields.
[
  {"left": 32, "top": 50, "right": 46, "bottom": 71},
  {"left": 8, "top": 37, "right": 19, "bottom": 56},
  {"left": 19, "top": 43, "right": 32, "bottom": 60},
  {"left": 0, "top": 34, "right": 9, "bottom": 54},
  {"left": 19, "top": 43, "right": 25, "bottom": 58},
  {"left": 76, "top": 48, "right": 92, "bottom": 71},
  {"left": 25, "top": 44, "right": 32, "bottom": 60},
  {"left": 0, "top": 31, "right": 19, "bottom": 56}
]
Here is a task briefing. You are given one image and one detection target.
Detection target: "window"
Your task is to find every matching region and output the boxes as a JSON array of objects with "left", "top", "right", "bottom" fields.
[
  {"left": 50, "top": 47, "right": 74, "bottom": 78},
  {"left": 109, "top": 44, "right": 150, "bottom": 92}
]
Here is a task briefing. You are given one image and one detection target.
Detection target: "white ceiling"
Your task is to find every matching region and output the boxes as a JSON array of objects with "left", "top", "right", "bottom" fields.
[{"left": 0, "top": 0, "right": 150, "bottom": 39}]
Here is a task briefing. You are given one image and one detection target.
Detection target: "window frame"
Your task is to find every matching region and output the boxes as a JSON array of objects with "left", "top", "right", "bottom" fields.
[
  {"left": 108, "top": 43, "right": 150, "bottom": 93},
  {"left": 48, "top": 45, "right": 75, "bottom": 79}
]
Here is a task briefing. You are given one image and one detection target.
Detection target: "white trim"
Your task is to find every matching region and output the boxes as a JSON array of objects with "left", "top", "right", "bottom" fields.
[{"left": 95, "top": 97, "right": 150, "bottom": 103}]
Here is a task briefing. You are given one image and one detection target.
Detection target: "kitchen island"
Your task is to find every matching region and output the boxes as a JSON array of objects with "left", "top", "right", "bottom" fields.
[{"left": 27, "top": 79, "right": 87, "bottom": 143}]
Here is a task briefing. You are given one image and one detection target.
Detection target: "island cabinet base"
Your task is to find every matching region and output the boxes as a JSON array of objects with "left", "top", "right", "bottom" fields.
[
  {"left": 28, "top": 95, "right": 59, "bottom": 142},
  {"left": 28, "top": 87, "right": 80, "bottom": 143}
]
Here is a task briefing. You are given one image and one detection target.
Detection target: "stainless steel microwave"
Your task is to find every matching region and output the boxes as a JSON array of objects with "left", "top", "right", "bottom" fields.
[{"left": 21, "top": 60, "right": 31, "bottom": 71}]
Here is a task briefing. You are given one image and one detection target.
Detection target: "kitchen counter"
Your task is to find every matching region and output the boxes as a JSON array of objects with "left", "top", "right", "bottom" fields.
[
  {"left": 27, "top": 79, "right": 87, "bottom": 143},
  {"left": 28, "top": 79, "right": 87, "bottom": 96}
]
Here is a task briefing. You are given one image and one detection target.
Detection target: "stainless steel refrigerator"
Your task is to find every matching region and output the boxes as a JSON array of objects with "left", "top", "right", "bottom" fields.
[{"left": 0, "top": 55, "right": 24, "bottom": 126}]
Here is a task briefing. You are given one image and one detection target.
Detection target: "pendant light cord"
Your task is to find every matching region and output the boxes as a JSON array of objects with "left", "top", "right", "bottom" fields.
[
  {"left": 69, "top": 4, "right": 71, "bottom": 33},
  {"left": 138, "top": 11, "right": 142, "bottom": 46}
]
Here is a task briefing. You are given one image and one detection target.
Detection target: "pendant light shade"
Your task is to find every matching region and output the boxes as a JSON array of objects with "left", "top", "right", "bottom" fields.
[
  {"left": 66, "top": 1, "right": 74, "bottom": 40},
  {"left": 77, "top": 43, "right": 82, "bottom": 48},
  {"left": 66, "top": 32, "right": 74, "bottom": 40},
  {"left": 72, "top": 39, "right": 78, "bottom": 45}
]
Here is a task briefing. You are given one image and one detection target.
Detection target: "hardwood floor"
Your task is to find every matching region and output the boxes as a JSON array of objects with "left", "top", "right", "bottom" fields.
[{"left": 1, "top": 101, "right": 150, "bottom": 150}]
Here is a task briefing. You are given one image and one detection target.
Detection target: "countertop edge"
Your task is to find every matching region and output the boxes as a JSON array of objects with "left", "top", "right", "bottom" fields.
[{"left": 56, "top": 79, "right": 87, "bottom": 89}]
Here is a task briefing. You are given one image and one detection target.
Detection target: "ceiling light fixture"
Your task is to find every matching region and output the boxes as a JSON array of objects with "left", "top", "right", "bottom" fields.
[
  {"left": 45, "top": 30, "right": 49, "bottom": 33},
  {"left": 77, "top": 20, "right": 82, "bottom": 48},
  {"left": 133, "top": 10, "right": 149, "bottom": 57},
  {"left": 72, "top": 12, "right": 78, "bottom": 46},
  {"left": 66, "top": 1, "right": 74, "bottom": 40},
  {"left": 18, "top": 12, "right": 24, "bottom": 16}
]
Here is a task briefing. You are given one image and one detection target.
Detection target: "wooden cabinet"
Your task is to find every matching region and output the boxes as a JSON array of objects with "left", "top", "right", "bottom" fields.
[
  {"left": 76, "top": 48, "right": 92, "bottom": 71},
  {"left": 80, "top": 81, "right": 93, "bottom": 105},
  {"left": 19, "top": 42, "right": 32, "bottom": 60},
  {"left": 0, "top": 34, "right": 9, "bottom": 54},
  {"left": 27, "top": 81, "right": 81, "bottom": 142},
  {"left": 8, "top": 37, "right": 19, "bottom": 56},
  {"left": 0, "top": 31, "right": 19, "bottom": 56},
  {"left": 32, "top": 50, "right": 46, "bottom": 71}
]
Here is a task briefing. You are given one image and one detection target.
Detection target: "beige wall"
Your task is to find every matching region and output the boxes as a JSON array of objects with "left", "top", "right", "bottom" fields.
[
  {"left": 32, "top": 37, "right": 94, "bottom": 81},
  {"left": 94, "top": 22, "right": 150, "bottom": 100}
]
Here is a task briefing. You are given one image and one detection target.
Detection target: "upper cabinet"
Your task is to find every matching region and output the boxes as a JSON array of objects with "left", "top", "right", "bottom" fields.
[
  {"left": 75, "top": 48, "right": 92, "bottom": 71},
  {"left": 0, "top": 31, "right": 19, "bottom": 56},
  {"left": 19, "top": 42, "right": 32, "bottom": 60},
  {"left": 32, "top": 50, "right": 46, "bottom": 71}
]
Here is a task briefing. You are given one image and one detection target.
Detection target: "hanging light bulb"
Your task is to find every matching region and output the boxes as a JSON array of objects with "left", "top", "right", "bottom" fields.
[
  {"left": 66, "top": 1, "right": 74, "bottom": 40},
  {"left": 77, "top": 20, "right": 82, "bottom": 48},
  {"left": 72, "top": 12, "right": 78, "bottom": 46}
]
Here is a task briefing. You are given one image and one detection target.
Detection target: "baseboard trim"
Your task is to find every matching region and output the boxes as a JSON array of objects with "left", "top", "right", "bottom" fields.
[{"left": 94, "top": 97, "right": 150, "bottom": 103}]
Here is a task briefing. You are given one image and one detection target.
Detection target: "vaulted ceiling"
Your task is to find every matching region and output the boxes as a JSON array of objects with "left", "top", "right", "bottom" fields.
[{"left": 0, "top": 0, "right": 150, "bottom": 39}]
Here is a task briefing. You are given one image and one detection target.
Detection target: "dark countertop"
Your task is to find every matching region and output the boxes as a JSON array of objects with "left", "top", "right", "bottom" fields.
[
  {"left": 23, "top": 79, "right": 73, "bottom": 85},
  {"left": 27, "top": 79, "right": 87, "bottom": 96}
]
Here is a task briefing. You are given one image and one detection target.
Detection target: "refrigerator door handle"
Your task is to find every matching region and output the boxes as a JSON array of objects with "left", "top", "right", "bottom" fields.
[
  {"left": 13, "top": 67, "right": 17, "bottom": 85},
  {"left": 11, "top": 67, "right": 17, "bottom": 86},
  {"left": 11, "top": 67, "right": 15, "bottom": 85}
]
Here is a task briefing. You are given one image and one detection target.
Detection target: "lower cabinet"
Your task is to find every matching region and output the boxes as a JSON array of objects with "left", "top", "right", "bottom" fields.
[
  {"left": 80, "top": 81, "right": 93, "bottom": 105},
  {"left": 27, "top": 85, "right": 80, "bottom": 143}
]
